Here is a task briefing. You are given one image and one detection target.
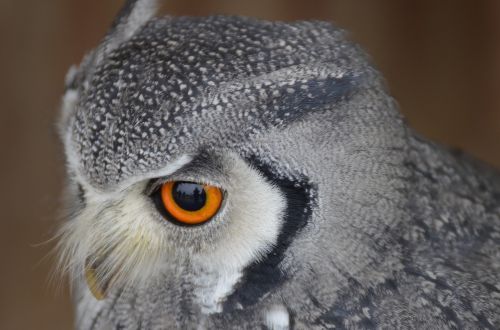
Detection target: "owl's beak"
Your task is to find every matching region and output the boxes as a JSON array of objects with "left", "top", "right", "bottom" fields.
[{"left": 84, "top": 257, "right": 111, "bottom": 300}]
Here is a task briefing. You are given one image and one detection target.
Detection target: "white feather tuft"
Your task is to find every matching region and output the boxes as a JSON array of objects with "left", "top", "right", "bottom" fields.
[
  {"left": 265, "top": 305, "right": 290, "bottom": 330},
  {"left": 56, "top": 152, "right": 286, "bottom": 306},
  {"left": 56, "top": 183, "right": 172, "bottom": 296}
]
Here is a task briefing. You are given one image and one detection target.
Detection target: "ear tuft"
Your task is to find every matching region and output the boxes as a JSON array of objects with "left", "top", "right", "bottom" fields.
[
  {"left": 58, "top": 1, "right": 160, "bottom": 165},
  {"left": 96, "top": 0, "right": 159, "bottom": 64},
  {"left": 108, "top": 0, "right": 159, "bottom": 46}
]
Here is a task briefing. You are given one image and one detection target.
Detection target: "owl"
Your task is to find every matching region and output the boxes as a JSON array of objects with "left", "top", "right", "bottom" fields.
[{"left": 57, "top": 0, "right": 500, "bottom": 329}]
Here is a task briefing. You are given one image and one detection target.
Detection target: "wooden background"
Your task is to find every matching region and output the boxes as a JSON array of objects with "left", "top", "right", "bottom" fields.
[{"left": 0, "top": 1, "right": 499, "bottom": 329}]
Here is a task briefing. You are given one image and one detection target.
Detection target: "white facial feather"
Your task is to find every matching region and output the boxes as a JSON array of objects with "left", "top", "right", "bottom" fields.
[
  {"left": 193, "top": 155, "right": 286, "bottom": 313},
  {"left": 57, "top": 152, "right": 285, "bottom": 309},
  {"left": 264, "top": 305, "right": 290, "bottom": 330},
  {"left": 58, "top": 89, "right": 79, "bottom": 149},
  {"left": 57, "top": 182, "right": 169, "bottom": 291}
]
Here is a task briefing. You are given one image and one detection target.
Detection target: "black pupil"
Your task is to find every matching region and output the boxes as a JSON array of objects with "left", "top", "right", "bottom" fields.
[{"left": 172, "top": 182, "right": 207, "bottom": 211}]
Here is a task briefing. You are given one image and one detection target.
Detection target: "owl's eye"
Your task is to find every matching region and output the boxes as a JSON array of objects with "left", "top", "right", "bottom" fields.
[{"left": 159, "top": 181, "right": 223, "bottom": 225}]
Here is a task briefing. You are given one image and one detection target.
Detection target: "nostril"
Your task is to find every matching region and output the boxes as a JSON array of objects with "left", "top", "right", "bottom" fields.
[{"left": 77, "top": 183, "right": 85, "bottom": 203}]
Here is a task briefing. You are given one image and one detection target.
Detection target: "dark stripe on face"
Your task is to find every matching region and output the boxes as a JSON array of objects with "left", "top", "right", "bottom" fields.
[
  {"left": 222, "top": 156, "right": 315, "bottom": 311},
  {"left": 267, "top": 74, "right": 357, "bottom": 125}
]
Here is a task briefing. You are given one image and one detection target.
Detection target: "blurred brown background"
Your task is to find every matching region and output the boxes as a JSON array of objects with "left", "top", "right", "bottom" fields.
[{"left": 1, "top": 1, "right": 499, "bottom": 329}]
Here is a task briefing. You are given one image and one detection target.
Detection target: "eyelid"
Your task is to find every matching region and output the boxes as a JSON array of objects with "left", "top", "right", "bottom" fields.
[
  {"left": 145, "top": 178, "right": 166, "bottom": 196},
  {"left": 145, "top": 176, "right": 224, "bottom": 196}
]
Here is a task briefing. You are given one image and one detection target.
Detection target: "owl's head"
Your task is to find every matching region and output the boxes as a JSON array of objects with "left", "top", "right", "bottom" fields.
[{"left": 58, "top": 0, "right": 409, "bottom": 326}]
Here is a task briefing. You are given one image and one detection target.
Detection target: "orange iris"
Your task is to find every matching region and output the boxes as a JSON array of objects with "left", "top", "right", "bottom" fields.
[{"left": 160, "top": 181, "right": 222, "bottom": 225}]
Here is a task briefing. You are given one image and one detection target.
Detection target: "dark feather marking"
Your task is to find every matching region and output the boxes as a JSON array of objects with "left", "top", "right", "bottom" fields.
[
  {"left": 104, "top": 288, "right": 125, "bottom": 330},
  {"left": 222, "top": 156, "right": 315, "bottom": 312},
  {"left": 315, "top": 276, "right": 400, "bottom": 329},
  {"left": 265, "top": 74, "right": 358, "bottom": 125},
  {"left": 403, "top": 265, "right": 497, "bottom": 330},
  {"left": 89, "top": 309, "right": 104, "bottom": 330}
]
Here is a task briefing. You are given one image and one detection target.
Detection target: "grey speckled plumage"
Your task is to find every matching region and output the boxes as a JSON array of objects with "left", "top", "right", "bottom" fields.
[{"left": 57, "top": 1, "right": 500, "bottom": 329}]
